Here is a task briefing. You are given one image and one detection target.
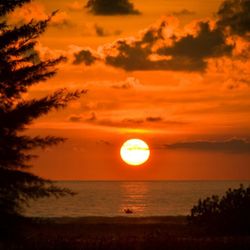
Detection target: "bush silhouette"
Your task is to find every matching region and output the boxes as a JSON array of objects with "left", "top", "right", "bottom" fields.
[{"left": 188, "top": 185, "right": 250, "bottom": 234}]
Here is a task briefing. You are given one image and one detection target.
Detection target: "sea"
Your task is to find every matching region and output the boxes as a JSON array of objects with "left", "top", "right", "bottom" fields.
[{"left": 24, "top": 181, "right": 250, "bottom": 217}]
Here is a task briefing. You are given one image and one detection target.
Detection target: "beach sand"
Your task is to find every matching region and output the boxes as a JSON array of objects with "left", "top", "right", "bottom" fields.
[{"left": 1, "top": 216, "right": 250, "bottom": 249}]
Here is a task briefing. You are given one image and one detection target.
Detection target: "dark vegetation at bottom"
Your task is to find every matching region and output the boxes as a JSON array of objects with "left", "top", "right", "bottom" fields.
[
  {"left": 188, "top": 185, "right": 250, "bottom": 235},
  {"left": 1, "top": 185, "right": 250, "bottom": 249},
  {"left": 1, "top": 217, "right": 250, "bottom": 250}
]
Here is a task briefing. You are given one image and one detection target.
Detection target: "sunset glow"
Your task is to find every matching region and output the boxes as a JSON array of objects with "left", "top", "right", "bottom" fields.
[
  {"left": 2, "top": 1, "right": 250, "bottom": 248},
  {"left": 10, "top": 0, "right": 250, "bottom": 180}
]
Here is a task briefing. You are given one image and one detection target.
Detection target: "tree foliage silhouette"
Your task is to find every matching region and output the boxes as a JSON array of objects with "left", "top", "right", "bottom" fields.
[
  {"left": 188, "top": 185, "right": 250, "bottom": 234},
  {"left": 0, "top": 0, "right": 85, "bottom": 217}
]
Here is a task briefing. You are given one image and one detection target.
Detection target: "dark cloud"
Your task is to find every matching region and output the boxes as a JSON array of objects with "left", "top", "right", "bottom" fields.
[
  {"left": 68, "top": 114, "right": 82, "bottom": 122},
  {"left": 97, "top": 140, "right": 113, "bottom": 146},
  {"left": 146, "top": 116, "right": 163, "bottom": 122},
  {"left": 165, "top": 139, "right": 250, "bottom": 154},
  {"left": 73, "top": 49, "right": 98, "bottom": 65},
  {"left": 86, "top": 112, "right": 97, "bottom": 122},
  {"left": 94, "top": 24, "right": 106, "bottom": 36},
  {"left": 72, "top": 0, "right": 250, "bottom": 72},
  {"left": 74, "top": 18, "right": 234, "bottom": 71},
  {"left": 105, "top": 21, "right": 233, "bottom": 71},
  {"left": 83, "top": 116, "right": 144, "bottom": 128},
  {"left": 104, "top": 39, "right": 160, "bottom": 71},
  {"left": 172, "top": 9, "right": 196, "bottom": 16},
  {"left": 93, "top": 24, "right": 121, "bottom": 37},
  {"left": 80, "top": 23, "right": 121, "bottom": 37},
  {"left": 68, "top": 112, "right": 185, "bottom": 130},
  {"left": 111, "top": 77, "right": 141, "bottom": 90},
  {"left": 217, "top": 0, "right": 250, "bottom": 37},
  {"left": 68, "top": 112, "right": 96, "bottom": 123},
  {"left": 157, "top": 22, "right": 234, "bottom": 71},
  {"left": 122, "top": 118, "right": 144, "bottom": 124},
  {"left": 85, "top": 0, "right": 140, "bottom": 15}
]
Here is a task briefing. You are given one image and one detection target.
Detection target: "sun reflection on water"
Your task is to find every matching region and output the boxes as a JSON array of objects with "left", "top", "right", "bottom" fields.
[{"left": 120, "top": 182, "right": 149, "bottom": 215}]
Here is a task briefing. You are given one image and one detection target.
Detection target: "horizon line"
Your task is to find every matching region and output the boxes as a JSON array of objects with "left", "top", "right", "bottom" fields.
[{"left": 53, "top": 179, "right": 250, "bottom": 182}]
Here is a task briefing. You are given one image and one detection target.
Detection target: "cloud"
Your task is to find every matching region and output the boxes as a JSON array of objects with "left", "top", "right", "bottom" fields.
[
  {"left": 111, "top": 77, "right": 141, "bottom": 90},
  {"left": 68, "top": 113, "right": 142, "bottom": 127},
  {"left": 217, "top": 0, "right": 250, "bottom": 37},
  {"left": 172, "top": 9, "right": 196, "bottom": 16},
  {"left": 97, "top": 140, "right": 113, "bottom": 146},
  {"left": 94, "top": 24, "right": 121, "bottom": 37},
  {"left": 8, "top": 3, "right": 72, "bottom": 28},
  {"left": 71, "top": 0, "right": 250, "bottom": 72},
  {"left": 73, "top": 16, "right": 234, "bottom": 71},
  {"left": 94, "top": 24, "right": 107, "bottom": 37},
  {"left": 67, "top": 112, "right": 185, "bottom": 130},
  {"left": 8, "top": 2, "right": 47, "bottom": 23},
  {"left": 108, "top": 19, "right": 234, "bottom": 71},
  {"left": 50, "top": 11, "right": 72, "bottom": 28},
  {"left": 165, "top": 139, "right": 250, "bottom": 154},
  {"left": 146, "top": 116, "right": 163, "bottom": 122},
  {"left": 67, "top": 1, "right": 84, "bottom": 11},
  {"left": 68, "top": 114, "right": 82, "bottom": 122},
  {"left": 73, "top": 49, "right": 98, "bottom": 65},
  {"left": 80, "top": 23, "right": 122, "bottom": 37},
  {"left": 68, "top": 112, "right": 96, "bottom": 123},
  {"left": 85, "top": 0, "right": 140, "bottom": 15},
  {"left": 157, "top": 21, "right": 234, "bottom": 71}
]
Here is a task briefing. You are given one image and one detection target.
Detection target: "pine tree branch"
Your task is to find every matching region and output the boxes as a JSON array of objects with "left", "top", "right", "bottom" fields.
[
  {"left": 5, "top": 40, "right": 37, "bottom": 57},
  {"left": 0, "top": 2, "right": 83, "bottom": 216},
  {"left": 0, "top": 168, "right": 75, "bottom": 210},
  {"left": 0, "top": 19, "right": 48, "bottom": 50},
  {"left": 0, "top": 56, "right": 67, "bottom": 98},
  {"left": 0, "top": 89, "right": 86, "bottom": 132},
  {"left": 0, "top": 149, "right": 37, "bottom": 170},
  {"left": 0, "top": 168, "right": 48, "bottom": 187},
  {"left": 0, "top": 135, "right": 66, "bottom": 155},
  {"left": 0, "top": 0, "right": 31, "bottom": 17},
  {"left": 17, "top": 135, "right": 66, "bottom": 149}
]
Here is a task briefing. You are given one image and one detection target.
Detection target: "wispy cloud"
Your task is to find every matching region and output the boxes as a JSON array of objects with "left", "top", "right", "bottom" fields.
[
  {"left": 8, "top": 3, "right": 72, "bottom": 28},
  {"left": 67, "top": 112, "right": 186, "bottom": 130},
  {"left": 67, "top": 1, "right": 84, "bottom": 11},
  {"left": 172, "top": 9, "right": 196, "bottom": 16},
  {"left": 111, "top": 77, "right": 141, "bottom": 90},
  {"left": 165, "top": 138, "right": 250, "bottom": 154}
]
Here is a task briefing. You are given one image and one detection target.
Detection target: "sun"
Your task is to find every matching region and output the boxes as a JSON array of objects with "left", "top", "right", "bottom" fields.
[{"left": 120, "top": 139, "right": 150, "bottom": 166}]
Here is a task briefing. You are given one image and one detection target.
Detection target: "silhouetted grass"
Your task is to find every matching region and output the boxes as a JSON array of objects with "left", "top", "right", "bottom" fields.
[{"left": 1, "top": 216, "right": 250, "bottom": 250}]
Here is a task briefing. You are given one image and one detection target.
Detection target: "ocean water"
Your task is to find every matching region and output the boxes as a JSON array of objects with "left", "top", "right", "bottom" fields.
[{"left": 24, "top": 181, "right": 250, "bottom": 217}]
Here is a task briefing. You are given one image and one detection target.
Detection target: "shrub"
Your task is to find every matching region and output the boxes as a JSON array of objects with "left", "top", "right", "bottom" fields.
[{"left": 188, "top": 185, "right": 250, "bottom": 234}]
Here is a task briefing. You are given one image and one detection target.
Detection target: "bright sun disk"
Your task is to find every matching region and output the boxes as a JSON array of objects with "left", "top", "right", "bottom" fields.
[{"left": 120, "top": 139, "right": 150, "bottom": 166}]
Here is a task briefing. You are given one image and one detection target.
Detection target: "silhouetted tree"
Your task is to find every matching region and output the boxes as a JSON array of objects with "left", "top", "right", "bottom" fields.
[
  {"left": 0, "top": 0, "right": 85, "bottom": 219},
  {"left": 188, "top": 185, "right": 250, "bottom": 234}
]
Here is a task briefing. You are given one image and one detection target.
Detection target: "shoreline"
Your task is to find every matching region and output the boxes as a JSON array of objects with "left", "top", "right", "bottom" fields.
[{"left": 31, "top": 215, "right": 187, "bottom": 224}]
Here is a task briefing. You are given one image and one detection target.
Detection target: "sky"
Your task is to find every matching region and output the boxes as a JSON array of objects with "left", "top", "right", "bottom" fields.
[{"left": 10, "top": 0, "right": 250, "bottom": 180}]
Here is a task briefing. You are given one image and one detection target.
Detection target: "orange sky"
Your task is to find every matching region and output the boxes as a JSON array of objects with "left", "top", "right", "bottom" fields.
[{"left": 12, "top": 0, "right": 250, "bottom": 180}]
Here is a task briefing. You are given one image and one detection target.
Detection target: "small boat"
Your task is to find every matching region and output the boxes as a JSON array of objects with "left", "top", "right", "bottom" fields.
[{"left": 124, "top": 208, "right": 133, "bottom": 214}]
